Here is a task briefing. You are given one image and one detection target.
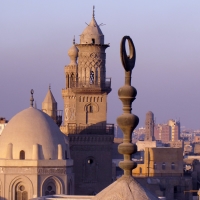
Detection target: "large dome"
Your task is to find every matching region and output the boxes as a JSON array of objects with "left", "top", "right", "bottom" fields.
[{"left": 0, "top": 107, "right": 67, "bottom": 160}]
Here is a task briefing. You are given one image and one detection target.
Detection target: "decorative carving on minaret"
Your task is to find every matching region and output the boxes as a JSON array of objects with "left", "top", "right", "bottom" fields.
[{"left": 117, "top": 36, "right": 139, "bottom": 176}]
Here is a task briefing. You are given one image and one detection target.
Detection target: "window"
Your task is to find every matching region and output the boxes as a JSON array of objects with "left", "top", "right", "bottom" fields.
[
  {"left": 16, "top": 185, "right": 28, "bottom": 200},
  {"left": 45, "top": 185, "right": 55, "bottom": 195},
  {"left": 90, "top": 71, "right": 94, "bottom": 84},
  {"left": 20, "top": 150, "right": 25, "bottom": 160},
  {"left": 162, "top": 162, "right": 165, "bottom": 170},
  {"left": 171, "top": 162, "right": 175, "bottom": 170},
  {"left": 92, "top": 38, "right": 95, "bottom": 44}
]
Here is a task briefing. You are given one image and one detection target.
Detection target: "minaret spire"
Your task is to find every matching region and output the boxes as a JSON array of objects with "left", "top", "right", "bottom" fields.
[
  {"left": 93, "top": 5, "right": 95, "bottom": 18},
  {"left": 73, "top": 35, "right": 75, "bottom": 45},
  {"left": 30, "top": 89, "right": 34, "bottom": 107}
]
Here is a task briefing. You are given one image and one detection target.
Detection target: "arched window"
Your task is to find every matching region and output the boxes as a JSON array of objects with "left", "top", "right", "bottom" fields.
[
  {"left": 45, "top": 185, "right": 56, "bottom": 195},
  {"left": 79, "top": 96, "right": 81, "bottom": 102},
  {"left": 139, "top": 167, "right": 142, "bottom": 174},
  {"left": 162, "top": 162, "right": 165, "bottom": 170},
  {"left": 87, "top": 104, "right": 93, "bottom": 113},
  {"left": 171, "top": 162, "right": 175, "bottom": 170},
  {"left": 20, "top": 150, "right": 25, "bottom": 160},
  {"left": 92, "top": 38, "right": 95, "bottom": 44},
  {"left": 90, "top": 71, "right": 94, "bottom": 84},
  {"left": 83, "top": 157, "right": 97, "bottom": 182},
  {"left": 16, "top": 185, "right": 28, "bottom": 200}
]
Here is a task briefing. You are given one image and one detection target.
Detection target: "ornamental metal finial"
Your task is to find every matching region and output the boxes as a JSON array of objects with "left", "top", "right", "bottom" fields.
[
  {"left": 30, "top": 89, "right": 34, "bottom": 107},
  {"left": 49, "top": 84, "right": 51, "bottom": 90},
  {"left": 117, "top": 36, "right": 139, "bottom": 176},
  {"left": 93, "top": 5, "right": 95, "bottom": 18},
  {"left": 73, "top": 35, "right": 75, "bottom": 45}
]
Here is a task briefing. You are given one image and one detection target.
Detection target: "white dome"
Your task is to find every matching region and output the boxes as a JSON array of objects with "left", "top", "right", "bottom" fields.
[{"left": 0, "top": 107, "right": 68, "bottom": 160}]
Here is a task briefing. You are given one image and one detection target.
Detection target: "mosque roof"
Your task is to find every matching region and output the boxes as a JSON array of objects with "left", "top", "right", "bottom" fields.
[
  {"left": 0, "top": 107, "right": 67, "bottom": 160},
  {"left": 93, "top": 176, "right": 159, "bottom": 200}
]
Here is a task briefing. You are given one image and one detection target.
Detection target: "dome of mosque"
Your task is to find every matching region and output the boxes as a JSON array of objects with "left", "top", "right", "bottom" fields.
[
  {"left": 68, "top": 38, "right": 79, "bottom": 65},
  {"left": 80, "top": 10, "right": 104, "bottom": 44},
  {"left": 0, "top": 107, "right": 68, "bottom": 160}
]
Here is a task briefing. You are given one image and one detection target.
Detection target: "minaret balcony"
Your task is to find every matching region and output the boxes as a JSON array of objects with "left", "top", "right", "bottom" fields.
[{"left": 70, "top": 78, "right": 111, "bottom": 93}]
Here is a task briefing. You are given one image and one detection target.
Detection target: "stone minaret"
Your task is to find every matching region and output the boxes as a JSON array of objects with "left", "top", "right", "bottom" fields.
[
  {"left": 60, "top": 8, "right": 114, "bottom": 195},
  {"left": 42, "top": 86, "right": 57, "bottom": 122},
  {"left": 145, "top": 111, "right": 155, "bottom": 141},
  {"left": 61, "top": 7, "right": 111, "bottom": 134},
  {"left": 62, "top": 37, "right": 78, "bottom": 127}
]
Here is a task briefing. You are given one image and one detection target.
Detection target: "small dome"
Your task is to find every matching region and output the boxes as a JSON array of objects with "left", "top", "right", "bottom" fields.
[
  {"left": 80, "top": 16, "right": 104, "bottom": 44},
  {"left": 68, "top": 38, "right": 78, "bottom": 65},
  {"left": 0, "top": 107, "right": 68, "bottom": 160}
]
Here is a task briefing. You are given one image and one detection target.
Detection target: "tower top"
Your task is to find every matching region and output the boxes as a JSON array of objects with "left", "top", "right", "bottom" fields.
[
  {"left": 67, "top": 37, "right": 78, "bottom": 65},
  {"left": 93, "top": 5, "right": 95, "bottom": 18},
  {"left": 30, "top": 89, "right": 34, "bottom": 107},
  {"left": 80, "top": 7, "right": 104, "bottom": 45}
]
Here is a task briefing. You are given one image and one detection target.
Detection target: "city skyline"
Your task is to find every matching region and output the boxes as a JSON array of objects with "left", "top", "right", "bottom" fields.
[{"left": 1, "top": 1, "right": 200, "bottom": 129}]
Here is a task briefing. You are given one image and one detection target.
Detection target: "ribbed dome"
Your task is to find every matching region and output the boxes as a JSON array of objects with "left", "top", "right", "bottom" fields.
[
  {"left": 80, "top": 16, "right": 104, "bottom": 44},
  {"left": 0, "top": 107, "right": 67, "bottom": 160},
  {"left": 68, "top": 38, "right": 78, "bottom": 65}
]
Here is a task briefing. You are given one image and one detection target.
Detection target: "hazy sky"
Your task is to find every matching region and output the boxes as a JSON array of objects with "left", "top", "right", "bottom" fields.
[{"left": 1, "top": 1, "right": 200, "bottom": 129}]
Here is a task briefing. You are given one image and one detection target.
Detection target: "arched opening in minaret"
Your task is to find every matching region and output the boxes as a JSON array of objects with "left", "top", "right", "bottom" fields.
[
  {"left": 70, "top": 73, "right": 75, "bottom": 87},
  {"left": 90, "top": 71, "right": 94, "bottom": 84},
  {"left": 66, "top": 74, "right": 69, "bottom": 88},
  {"left": 92, "top": 38, "right": 95, "bottom": 44}
]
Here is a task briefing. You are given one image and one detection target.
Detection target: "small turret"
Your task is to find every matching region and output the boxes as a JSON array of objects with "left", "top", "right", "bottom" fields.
[{"left": 42, "top": 85, "right": 58, "bottom": 122}]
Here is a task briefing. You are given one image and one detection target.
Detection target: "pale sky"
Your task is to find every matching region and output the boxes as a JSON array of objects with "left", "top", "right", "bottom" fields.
[{"left": 1, "top": 1, "right": 200, "bottom": 129}]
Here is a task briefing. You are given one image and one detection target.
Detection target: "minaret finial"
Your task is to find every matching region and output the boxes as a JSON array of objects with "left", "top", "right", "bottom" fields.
[
  {"left": 117, "top": 36, "right": 138, "bottom": 176},
  {"left": 73, "top": 35, "right": 75, "bottom": 45},
  {"left": 49, "top": 84, "right": 51, "bottom": 90},
  {"left": 93, "top": 5, "right": 95, "bottom": 18},
  {"left": 30, "top": 89, "right": 34, "bottom": 107}
]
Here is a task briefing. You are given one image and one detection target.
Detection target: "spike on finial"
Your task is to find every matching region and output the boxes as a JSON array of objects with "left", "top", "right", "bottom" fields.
[
  {"left": 73, "top": 35, "right": 75, "bottom": 45},
  {"left": 93, "top": 5, "right": 95, "bottom": 18},
  {"left": 30, "top": 89, "right": 34, "bottom": 107},
  {"left": 49, "top": 84, "right": 51, "bottom": 90}
]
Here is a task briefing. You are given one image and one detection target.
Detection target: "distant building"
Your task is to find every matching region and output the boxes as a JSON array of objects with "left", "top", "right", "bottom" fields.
[{"left": 168, "top": 119, "right": 180, "bottom": 141}]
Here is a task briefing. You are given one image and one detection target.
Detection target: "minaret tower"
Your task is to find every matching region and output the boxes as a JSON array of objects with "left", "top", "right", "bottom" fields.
[
  {"left": 61, "top": 7, "right": 111, "bottom": 134},
  {"left": 62, "top": 37, "right": 78, "bottom": 128},
  {"left": 61, "top": 8, "right": 114, "bottom": 195},
  {"left": 145, "top": 111, "right": 155, "bottom": 141}
]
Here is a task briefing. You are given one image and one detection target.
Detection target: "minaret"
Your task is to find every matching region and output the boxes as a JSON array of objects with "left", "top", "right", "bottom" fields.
[
  {"left": 145, "top": 111, "right": 155, "bottom": 141},
  {"left": 61, "top": 8, "right": 114, "bottom": 195},
  {"left": 61, "top": 37, "right": 78, "bottom": 129},
  {"left": 61, "top": 7, "right": 111, "bottom": 134},
  {"left": 42, "top": 85, "right": 57, "bottom": 122}
]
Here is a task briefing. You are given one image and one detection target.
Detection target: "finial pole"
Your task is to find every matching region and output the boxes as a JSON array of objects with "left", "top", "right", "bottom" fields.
[
  {"left": 73, "top": 35, "right": 75, "bottom": 45},
  {"left": 30, "top": 89, "right": 34, "bottom": 107},
  {"left": 93, "top": 5, "right": 95, "bottom": 18},
  {"left": 117, "top": 36, "right": 139, "bottom": 176},
  {"left": 49, "top": 84, "right": 51, "bottom": 90}
]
